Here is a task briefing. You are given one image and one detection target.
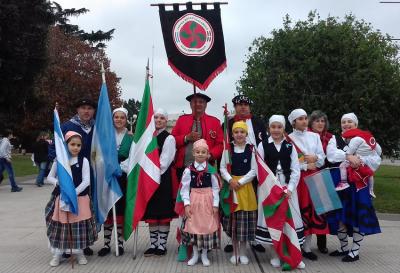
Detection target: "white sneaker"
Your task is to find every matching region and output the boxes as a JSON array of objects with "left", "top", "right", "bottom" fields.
[
  {"left": 336, "top": 182, "right": 350, "bottom": 191},
  {"left": 230, "top": 255, "right": 239, "bottom": 265},
  {"left": 49, "top": 256, "right": 60, "bottom": 267},
  {"left": 297, "top": 261, "right": 306, "bottom": 269},
  {"left": 77, "top": 254, "right": 87, "bottom": 265},
  {"left": 270, "top": 257, "right": 281, "bottom": 268},
  {"left": 201, "top": 254, "right": 210, "bottom": 266},
  {"left": 187, "top": 254, "right": 199, "bottom": 266},
  {"left": 239, "top": 255, "right": 249, "bottom": 265}
]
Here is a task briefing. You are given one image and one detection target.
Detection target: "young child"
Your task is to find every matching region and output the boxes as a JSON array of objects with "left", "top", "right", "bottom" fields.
[
  {"left": 255, "top": 115, "right": 305, "bottom": 269},
  {"left": 338, "top": 113, "right": 382, "bottom": 197},
  {"left": 220, "top": 121, "right": 257, "bottom": 265},
  {"left": 180, "top": 139, "right": 220, "bottom": 267},
  {"left": 45, "top": 131, "right": 97, "bottom": 267}
]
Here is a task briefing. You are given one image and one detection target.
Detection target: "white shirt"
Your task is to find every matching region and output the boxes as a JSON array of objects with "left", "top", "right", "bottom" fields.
[
  {"left": 257, "top": 137, "right": 300, "bottom": 192},
  {"left": 180, "top": 161, "right": 220, "bottom": 207},
  {"left": 157, "top": 129, "right": 176, "bottom": 175},
  {"left": 47, "top": 157, "right": 90, "bottom": 195},
  {"left": 220, "top": 142, "right": 257, "bottom": 185},
  {"left": 0, "top": 137, "right": 12, "bottom": 160},
  {"left": 327, "top": 135, "right": 382, "bottom": 172},
  {"left": 289, "top": 129, "right": 326, "bottom": 171}
]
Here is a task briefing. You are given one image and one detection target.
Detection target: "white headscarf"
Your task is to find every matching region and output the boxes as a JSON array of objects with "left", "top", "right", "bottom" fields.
[
  {"left": 155, "top": 108, "right": 168, "bottom": 119},
  {"left": 341, "top": 113, "right": 358, "bottom": 127},
  {"left": 269, "top": 115, "right": 286, "bottom": 127},
  {"left": 112, "top": 107, "right": 128, "bottom": 117},
  {"left": 288, "top": 108, "right": 307, "bottom": 125}
]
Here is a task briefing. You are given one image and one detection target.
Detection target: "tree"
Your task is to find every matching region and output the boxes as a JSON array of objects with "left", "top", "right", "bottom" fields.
[
  {"left": 237, "top": 12, "right": 400, "bottom": 152},
  {"left": 123, "top": 98, "right": 141, "bottom": 119},
  {"left": 0, "top": 0, "right": 53, "bottom": 130},
  {"left": 22, "top": 26, "right": 122, "bottom": 142}
]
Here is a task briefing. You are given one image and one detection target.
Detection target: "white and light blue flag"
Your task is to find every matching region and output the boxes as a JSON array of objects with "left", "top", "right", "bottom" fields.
[
  {"left": 91, "top": 82, "right": 122, "bottom": 227},
  {"left": 54, "top": 108, "right": 79, "bottom": 214}
]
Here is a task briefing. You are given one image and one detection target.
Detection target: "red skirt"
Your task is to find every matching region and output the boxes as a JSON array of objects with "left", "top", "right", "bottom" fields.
[{"left": 297, "top": 170, "right": 329, "bottom": 236}]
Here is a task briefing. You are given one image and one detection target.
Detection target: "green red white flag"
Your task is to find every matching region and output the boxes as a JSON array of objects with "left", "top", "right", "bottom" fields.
[
  {"left": 123, "top": 78, "right": 160, "bottom": 241},
  {"left": 220, "top": 104, "right": 238, "bottom": 216},
  {"left": 256, "top": 151, "right": 302, "bottom": 270}
]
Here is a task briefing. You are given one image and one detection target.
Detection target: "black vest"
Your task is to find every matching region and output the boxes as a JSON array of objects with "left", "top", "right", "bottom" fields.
[
  {"left": 326, "top": 134, "right": 347, "bottom": 168},
  {"left": 231, "top": 143, "right": 252, "bottom": 176},
  {"left": 226, "top": 117, "right": 267, "bottom": 146},
  {"left": 157, "top": 130, "right": 170, "bottom": 153},
  {"left": 71, "top": 155, "right": 89, "bottom": 196},
  {"left": 262, "top": 140, "right": 292, "bottom": 184},
  {"left": 189, "top": 164, "right": 212, "bottom": 188}
]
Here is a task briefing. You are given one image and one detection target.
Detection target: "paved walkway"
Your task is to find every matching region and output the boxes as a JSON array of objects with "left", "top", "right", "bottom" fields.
[{"left": 1, "top": 179, "right": 400, "bottom": 273}]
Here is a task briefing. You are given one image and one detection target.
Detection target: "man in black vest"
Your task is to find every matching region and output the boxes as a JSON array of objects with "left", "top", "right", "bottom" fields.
[{"left": 223, "top": 95, "right": 267, "bottom": 253}]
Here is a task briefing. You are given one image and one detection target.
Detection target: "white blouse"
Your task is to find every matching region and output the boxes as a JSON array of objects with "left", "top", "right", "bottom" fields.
[
  {"left": 220, "top": 142, "right": 256, "bottom": 185},
  {"left": 180, "top": 161, "right": 220, "bottom": 207},
  {"left": 289, "top": 129, "right": 326, "bottom": 170},
  {"left": 157, "top": 129, "right": 176, "bottom": 175},
  {"left": 257, "top": 137, "right": 300, "bottom": 193},
  {"left": 47, "top": 157, "right": 90, "bottom": 195}
]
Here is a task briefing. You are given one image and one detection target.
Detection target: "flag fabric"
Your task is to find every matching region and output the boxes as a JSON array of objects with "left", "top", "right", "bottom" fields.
[
  {"left": 220, "top": 106, "right": 238, "bottom": 216},
  {"left": 91, "top": 82, "right": 123, "bottom": 227},
  {"left": 158, "top": 2, "right": 227, "bottom": 90},
  {"left": 304, "top": 169, "right": 342, "bottom": 215},
  {"left": 123, "top": 78, "right": 161, "bottom": 241},
  {"left": 256, "top": 152, "right": 302, "bottom": 270},
  {"left": 53, "top": 108, "right": 78, "bottom": 214}
]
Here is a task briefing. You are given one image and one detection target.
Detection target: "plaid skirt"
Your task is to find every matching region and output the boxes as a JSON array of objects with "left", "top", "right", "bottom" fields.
[
  {"left": 45, "top": 193, "right": 98, "bottom": 250},
  {"left": 181, "top": 218, "right": 220, "bottom": 250},
  {"left": 222, "top": 210, "right": 257, "bottom": 242}
]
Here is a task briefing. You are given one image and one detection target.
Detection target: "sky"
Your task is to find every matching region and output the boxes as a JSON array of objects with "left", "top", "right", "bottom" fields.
[{"left": 56, "top": 0, "right": 400, "bottom": 118}]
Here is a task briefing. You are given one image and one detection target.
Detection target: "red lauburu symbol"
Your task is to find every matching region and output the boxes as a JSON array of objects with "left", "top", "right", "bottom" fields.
[{"left": 179, "top": 21, "right": 207, "bottom": 49}]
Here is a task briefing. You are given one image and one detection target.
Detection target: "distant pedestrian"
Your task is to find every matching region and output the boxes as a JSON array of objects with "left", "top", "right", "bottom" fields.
[
  {"left": 33, "top": 131, "right": 50, "bottom": 187},
  {"left": 0, "top": 129, "right": 23, "bottom": 192}
]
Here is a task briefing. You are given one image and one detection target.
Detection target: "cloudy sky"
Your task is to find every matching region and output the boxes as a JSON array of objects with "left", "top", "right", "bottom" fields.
[{"left": 56, "top": 0, "right": 400, "bottom": 118}]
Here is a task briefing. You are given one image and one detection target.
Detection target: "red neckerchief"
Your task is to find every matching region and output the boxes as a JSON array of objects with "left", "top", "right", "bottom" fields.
[
  {"left": 189, "top": 162, "right": 208, "bottom": 187},
  {"left": 307, "top": 128, "right": 333, "bottom": 153},
  {"left": 233, "top": 114, "right": 252, "bottom": 122},
  {"left": 342, "top": 128, "right": 376, "bottom": 150},
  {"left": 285, "top": 133, "right": 304, "bottom": 155}
]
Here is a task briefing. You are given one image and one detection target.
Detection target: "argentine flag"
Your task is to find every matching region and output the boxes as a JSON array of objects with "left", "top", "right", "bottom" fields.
[
  {"left": 54, "top": 108, "right": 79, "bottom": 214},
  {"left": 91, "top": 82, "right": 122, "bottom": 227}
]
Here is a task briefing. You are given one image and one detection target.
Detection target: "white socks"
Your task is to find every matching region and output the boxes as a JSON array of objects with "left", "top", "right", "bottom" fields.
[
  {"left": 201, "top": 249, "right": 210, "bottom": 266},
  {"left": 158, "top": 225, "right": 170, "bottom": 251},
  {"left": 188, "top": 246, "right": 199, "bottom": 266},
  {"left": 337, "top": 223, "right": 349, "bottom": 253},
  {"left": 302, "top": 235, "right": 312, "bottom": 252},
  {"left": 149, "top": 226, "right": 158, "bottom": 249},
  {"left": 349, "top": 228, "right": 364, "bottom": 258}
]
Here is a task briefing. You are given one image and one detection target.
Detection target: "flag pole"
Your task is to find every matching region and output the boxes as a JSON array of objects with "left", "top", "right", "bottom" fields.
[{"left": 101, "top": 63, "right": 120, "bottom": 257}]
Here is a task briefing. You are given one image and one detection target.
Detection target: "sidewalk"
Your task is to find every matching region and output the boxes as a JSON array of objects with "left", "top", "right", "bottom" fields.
[{"left": 1, "top": 179, "right": 400, "bottom": 273}]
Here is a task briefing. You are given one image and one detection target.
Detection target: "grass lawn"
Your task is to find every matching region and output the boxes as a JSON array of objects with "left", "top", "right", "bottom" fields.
[
  {"left": 374, "top": 165, "right": 400, "bottom": 213},
  {"left": 2, "top": 154, "right": 37, "bottom": 178}
]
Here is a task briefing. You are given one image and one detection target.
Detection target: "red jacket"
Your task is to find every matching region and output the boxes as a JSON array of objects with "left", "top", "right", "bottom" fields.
[{"left": 171, "top": 113, "right": 223, "bottom": 168}]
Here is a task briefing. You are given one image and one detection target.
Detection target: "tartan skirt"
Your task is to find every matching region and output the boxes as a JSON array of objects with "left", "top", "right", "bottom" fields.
[
  {"left": 181, "top": 218, "right": 220, "bottom": 250},
  {"left": 222, "top": 210, "right": 257, "bottom": 242},
  {"left": 45, "top": 193, "right": 98, "bottom": 250}
]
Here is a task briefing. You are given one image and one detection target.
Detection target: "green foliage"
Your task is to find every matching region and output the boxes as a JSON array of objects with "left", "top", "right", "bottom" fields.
[
  {"left": 374, "top": 165, "right": 400, "bottom": 213},
  {"left": 123, "top": 99, "right": 141, "bottom": 118},
  {"left": 237, "top": 12, "right": 400, "bottom": 152}
]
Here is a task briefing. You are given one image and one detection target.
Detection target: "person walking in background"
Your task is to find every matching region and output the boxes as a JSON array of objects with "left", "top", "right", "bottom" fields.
[
  {"left": 0, "top": 129, "right": 23, "bottom": 192},
  {"left": 33, "top": 131, "right": 50, "bottom": 187}
]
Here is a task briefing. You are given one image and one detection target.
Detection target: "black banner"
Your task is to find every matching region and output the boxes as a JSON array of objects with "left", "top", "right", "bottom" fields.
[{"left": 158, "top": 2, "right": 227, "bottom": 90}]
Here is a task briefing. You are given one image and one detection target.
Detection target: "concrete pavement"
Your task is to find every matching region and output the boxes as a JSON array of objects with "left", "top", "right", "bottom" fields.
[{"left": 1, "top": 179, "right": 400, "bottom": 273}]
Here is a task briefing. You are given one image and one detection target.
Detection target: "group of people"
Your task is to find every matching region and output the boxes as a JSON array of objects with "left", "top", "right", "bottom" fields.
[{"left": 43, "top": 93, "right": 382, "bottom": 270}]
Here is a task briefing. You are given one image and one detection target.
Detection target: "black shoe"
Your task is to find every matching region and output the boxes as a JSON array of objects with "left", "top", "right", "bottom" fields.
[
  {"left": 144, "top": 247, "right": 157, "bottom": 257},
  {"left": 224, "top": 244, "right": 233, "bottom": 253},
  {"left": 318, "top": 247, "right": 329, "bottom": 254},
  {"left": 154, "top": 248, "right": 167, "bottom": 256},
  {"left": 118, "top": 246, "right": 124, "bottom": 256},
  {"left": 0, "top": 174, "right": 4, "bottom": 184},
  {"left": 83, "top": 247, "right": 93, "bottom": 256},
  {"left": 62, "top": 253, "right": 71, "bottom": 259},
  {"left": 251, "top": 243, "right": 266, "bottom": 253},
  {"left": 36, "top": 183, "right": 43, "bottom": 187},
  {"left": 329, "top": 250, "right": 349, "bottom": 257},
  {"left": 342, "top": 254, "right": 359, "bottom": 262},
  {"left": 11, "top": 186, "right": 23, "bottom": 192},
  {"left": 302, "top": 250, "right": 318, "bottom": 261},
  {"left": 98, "top": 247, "right": 111, "bottom": 257}
]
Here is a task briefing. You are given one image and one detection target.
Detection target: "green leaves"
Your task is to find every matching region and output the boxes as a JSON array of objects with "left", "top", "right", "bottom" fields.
[{"left": 237, "top": 12, "right": 400, "bottom": 152}]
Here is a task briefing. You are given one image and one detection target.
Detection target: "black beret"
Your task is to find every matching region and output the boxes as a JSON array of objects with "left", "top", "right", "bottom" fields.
[
  {"left": 75, "top": 98, "right": 97, "bottom": 109},
  {"left": 185, "top": 93, "right": 211, "bottom": 102},
  {"left": 232, "top": 95, "right": 253, "bottom": 105}
]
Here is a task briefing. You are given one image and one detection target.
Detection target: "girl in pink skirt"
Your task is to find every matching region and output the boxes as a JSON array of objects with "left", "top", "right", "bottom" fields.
[{"left": 180, "top": 139, "right": 220, "bottom": 267}]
